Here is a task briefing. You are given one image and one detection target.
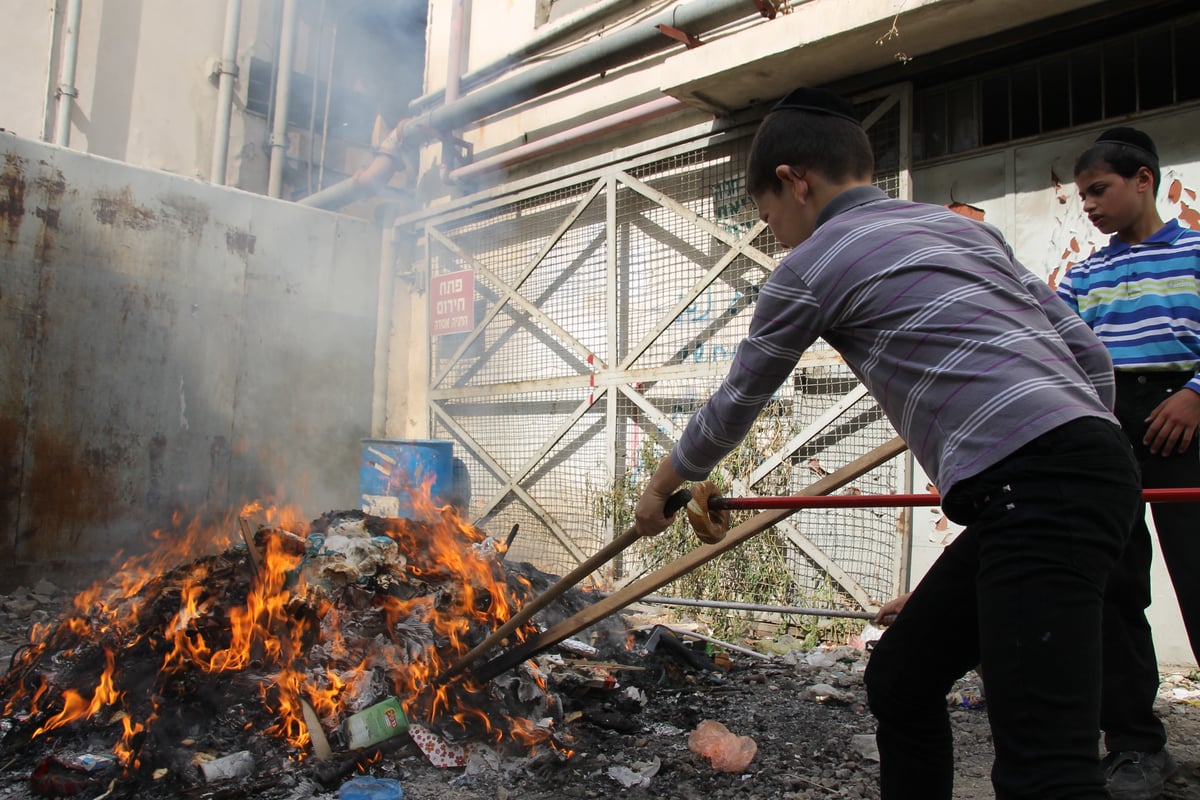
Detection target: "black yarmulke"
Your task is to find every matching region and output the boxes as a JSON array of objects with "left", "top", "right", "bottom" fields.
[
  {"left": 771, "top": 87, "right": 861, "bottom": 125},
  {"left": 1095, "top": 127, "right": 1158, "bottom": 159}
]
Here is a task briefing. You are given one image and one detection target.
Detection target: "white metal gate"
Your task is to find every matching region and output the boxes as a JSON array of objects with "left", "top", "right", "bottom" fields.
[{"left": 417, "top": 86, "right": 912, "bottom": 617}]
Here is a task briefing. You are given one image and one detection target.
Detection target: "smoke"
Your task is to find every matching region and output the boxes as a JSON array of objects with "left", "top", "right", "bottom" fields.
[{"left": 331, "top": 0, "right": 428, "bottom": 131}]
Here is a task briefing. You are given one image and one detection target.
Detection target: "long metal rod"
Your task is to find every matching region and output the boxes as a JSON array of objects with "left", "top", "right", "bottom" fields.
[
  {"left": 638, "top": 595, "right": 876, "bottom": 620},
  {"left": 657, "top": 625, "right": 773, "bottom": 660},
  {"left": 710, "top": 487, "right": 1200, "bottom": 511}
]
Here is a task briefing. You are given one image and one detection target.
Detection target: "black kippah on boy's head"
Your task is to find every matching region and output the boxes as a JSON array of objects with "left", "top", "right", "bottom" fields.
[
  {"left": 771, "top": 87, "right": 861, "bottom": 125},
  {"left": 1094, "top": 127, "right": 1158, "bottom": 159}
]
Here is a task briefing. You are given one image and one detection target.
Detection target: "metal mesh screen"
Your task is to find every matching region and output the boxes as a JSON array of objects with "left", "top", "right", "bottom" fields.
[
  {"left": 863, "top": 98, "right": 903, "bottom": 198},
  {"left": 423, "top": 100, "right": 909, "bottom": 624}
]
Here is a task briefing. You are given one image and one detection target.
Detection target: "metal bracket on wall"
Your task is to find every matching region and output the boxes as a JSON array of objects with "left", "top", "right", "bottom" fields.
[
  {"left": 656, "top": 24, "right": 703, "bottom": 49},
  {"left": 752, "top": 0, "right": 782, "bottom": 19}
]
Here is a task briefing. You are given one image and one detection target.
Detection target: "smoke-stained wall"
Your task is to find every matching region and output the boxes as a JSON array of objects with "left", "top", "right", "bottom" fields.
[{"left": 0, "top": 135, "right": 381, "bottom": 587}]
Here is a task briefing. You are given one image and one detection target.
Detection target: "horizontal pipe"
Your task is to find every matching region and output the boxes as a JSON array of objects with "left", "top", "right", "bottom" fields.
[
  {"left": 710, "top": 487, "right": 1200, "bottom": 511},
  {"left": 409, "top": 0, "right": 639, "bottom": 113},
  {"left": 449, "top": 95, "right": 685, "bottom": 182},
  {"left": 416, "top": 0, "right": 749, "bottom": 135}
]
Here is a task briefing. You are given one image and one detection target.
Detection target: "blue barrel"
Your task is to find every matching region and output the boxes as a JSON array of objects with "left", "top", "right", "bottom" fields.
[{"left": 360, "top": 439, "right": 453, "bottom": 520}]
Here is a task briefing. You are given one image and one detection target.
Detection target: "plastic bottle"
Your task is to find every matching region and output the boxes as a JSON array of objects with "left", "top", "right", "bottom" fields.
[{"left": 338, "top": 775, "right": 404, "bottom": 800}]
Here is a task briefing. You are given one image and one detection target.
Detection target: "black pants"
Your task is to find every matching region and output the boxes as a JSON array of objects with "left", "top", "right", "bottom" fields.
[
  {"left": 865, "top": 417, "right": 1141, "bottom": 799},
  {"left": 1102, "top": 371, "right": 1200, "bottom": 754}
]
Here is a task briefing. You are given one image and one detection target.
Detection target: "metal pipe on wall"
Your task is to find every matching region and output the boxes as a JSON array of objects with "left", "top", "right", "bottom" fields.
[
  {"left": 445, "top": 0, "right": 467, "bottom": 104},
  {"left": 316, "top": 17, "right": 338, "bottom": 192},
  {"left": 301, "top": 0, "right": 761, "bottom": 208},
  {"left": 40, "top": 0, "right": 61, "bottom": 141},
  {"left": 441, "top": 0, "right": 468, "bottom": 171},
  {"left": 267, "top": 0, "right": 300, "bottom": 198},
  {"left": 210, "top": 0, "right": 243, "bottom": 185},
  {"left": 417, "top": 0, "right": 752, "bottom": 135},
  {"left": 447, "top": 95, "right": 685, "bottom": 183},
  {"left": 53, "top": 0, "right": 83, "bottom": 147},
  {"left": 371, "top": 220, "right": 399, "bottom": 436},
  {"left": 409, "top": 0, "right": 639, "bottom": 113}
]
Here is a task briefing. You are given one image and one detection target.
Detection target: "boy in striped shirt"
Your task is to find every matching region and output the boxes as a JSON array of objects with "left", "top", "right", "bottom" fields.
[
  {"left": 633, "top": 87, "right": 1143, "bottom": 799},
  {"left": 1056, "top": 126, "right": 1200, "bottom": 799}
]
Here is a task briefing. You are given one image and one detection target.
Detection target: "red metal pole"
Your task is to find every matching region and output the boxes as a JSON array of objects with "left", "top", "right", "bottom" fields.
[{"left": 709, "top": 487, "right": 1200, "bottom": 511}]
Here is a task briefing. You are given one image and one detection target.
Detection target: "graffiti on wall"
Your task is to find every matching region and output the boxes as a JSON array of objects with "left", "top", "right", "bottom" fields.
[
  {"left": 1045, "top": 167, "right": 1200, "bottom": 290},
  {"left": 711, "top": 176, "right": 757, "bottom": 238}
]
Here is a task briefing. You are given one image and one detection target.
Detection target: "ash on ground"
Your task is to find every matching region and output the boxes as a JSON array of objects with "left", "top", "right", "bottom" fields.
[{"left": 1, "top": 577, "right": 1199, "bottom": 800}]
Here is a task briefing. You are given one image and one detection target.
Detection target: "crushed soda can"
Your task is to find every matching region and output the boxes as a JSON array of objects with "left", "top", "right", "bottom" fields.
[{"left": 947, "top": 686, "right": 986, "bottom": 709}]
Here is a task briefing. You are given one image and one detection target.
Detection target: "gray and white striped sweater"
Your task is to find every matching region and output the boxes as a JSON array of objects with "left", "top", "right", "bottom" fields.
[{"left": 672, "top": 185, "right": 1117, "bottom": 496}]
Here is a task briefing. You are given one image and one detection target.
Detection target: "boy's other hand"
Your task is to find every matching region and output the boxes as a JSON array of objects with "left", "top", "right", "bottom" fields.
[
  {"left": 1144, "top": 388, "right": 1200, "bottom": 455},
  {"left": 874, "top": 591, "right": 912, "bottom": 626}
]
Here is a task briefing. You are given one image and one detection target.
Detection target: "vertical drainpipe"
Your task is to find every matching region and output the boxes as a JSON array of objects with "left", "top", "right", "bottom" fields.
[
  {"left": 40, "top": 0, "right": 60, "bottom": 141},
  {"left": 372, "top": 219, "right": 398, "bottom": 437},
  {"left": 53, "top": 0, "right": 83, "bottom": 147},
  {"left": 446, "top": 0, "right": 466, "bottom": 104},
  {"left": 442, "top": 0, "right": 468, "bottom": 173},
  {"left": 210, "top": 0, "right": 243, "bottom": 185},
  {"left": 267, "top": 0, "right": 299, "bottom": 198}
]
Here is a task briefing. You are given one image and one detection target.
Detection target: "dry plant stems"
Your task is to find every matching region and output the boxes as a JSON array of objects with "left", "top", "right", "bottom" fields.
[{"left": 593, "top": 400, "right": 863, "bottom": 646}]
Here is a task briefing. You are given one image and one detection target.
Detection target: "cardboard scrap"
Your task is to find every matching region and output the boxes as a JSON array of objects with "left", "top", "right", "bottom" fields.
[{"left": 409, "top": 724, "right": 468, "bottom": 768}]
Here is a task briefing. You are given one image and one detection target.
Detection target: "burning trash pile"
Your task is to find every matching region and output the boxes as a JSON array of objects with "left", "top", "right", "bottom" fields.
[{"left": 0, "top": 499, "right": 599, "bottom": 798}]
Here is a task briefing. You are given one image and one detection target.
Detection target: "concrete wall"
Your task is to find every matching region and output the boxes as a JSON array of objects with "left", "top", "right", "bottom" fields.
[
  {"left": 0, "top": 135, "right": 381, "bottom": 587},
  {"left": 0, "top": 2, "right": 57, "bottom": 143},
  {"left": 908, "top": 104, "right": 1200, "bottom": 667},
  {"left": 0, "top": 0, "right": 403, "bottom": 201}
]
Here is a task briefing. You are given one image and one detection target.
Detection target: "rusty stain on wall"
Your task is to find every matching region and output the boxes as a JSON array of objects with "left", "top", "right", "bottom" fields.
[
  {"left": 33, "top": 169, "right": 66, "bottom": 266},
  {"left": 24, "top": 431, "right": 121, "bottom": 558},
  {"left": 0, "top": 417, "right": 21, "bottom": 558},
  {"left": 0, "top": 135, "right": 379, "bottom": 578},
  {"left": 1, "top": 153, "right": 27, "bottom": 249},
  {"left": 93, "top": 187, "right": 157, "bottom": 230},
  {"left": 226, "top": 229, "right": 256, "bottom": 257},
  {"left": 161, "top": 194, "right": 210, "bottom": 238}
]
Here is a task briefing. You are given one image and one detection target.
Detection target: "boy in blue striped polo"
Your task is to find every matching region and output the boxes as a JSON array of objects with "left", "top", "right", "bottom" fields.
[
  {"left": 633, "top": 87, "right": 1143, "bottom": 799},
  {"left": 1057, "top": 126, "right": 1200, "bottom": 799}
]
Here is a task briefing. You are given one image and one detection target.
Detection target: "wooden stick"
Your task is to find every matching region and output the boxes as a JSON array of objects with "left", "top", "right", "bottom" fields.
[
  {"left": 240, "top": 515, "right": 331, "bottom": 760},
  {"left": 441, "top": 487, "right": 692, "bottom": 679},
  {"left": 470, "top": 436, "right": 908, "bottom": 683},
  {"left": 238, "top": 516, "right": 261, "bottom": 577}
]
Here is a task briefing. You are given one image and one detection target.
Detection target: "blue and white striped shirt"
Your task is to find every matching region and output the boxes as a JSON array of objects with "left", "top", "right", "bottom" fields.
[
  {"left": 1056, "top": 219, "right": 1200, "bottom": 395},
  {"left": 671, "top": 186, "right": 1116, "bottom": 496}
]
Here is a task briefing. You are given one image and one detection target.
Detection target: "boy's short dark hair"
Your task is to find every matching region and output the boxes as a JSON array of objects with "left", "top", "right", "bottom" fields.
[
  {"left": 1073, "top": 126, "right": 1161, "bottom": 195},
  {"left": 746, "top": 88, "right": 874, "bottom": 197}
]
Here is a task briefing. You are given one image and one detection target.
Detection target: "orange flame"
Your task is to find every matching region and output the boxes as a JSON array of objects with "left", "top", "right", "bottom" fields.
[{"left": 4, "top": 481, "right": 558, "bottom": 766}]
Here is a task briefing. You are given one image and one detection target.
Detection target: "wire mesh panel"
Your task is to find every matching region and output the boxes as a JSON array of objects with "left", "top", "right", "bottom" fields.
[{"left": 422, "top": 86, "right": 913, "bottom": 623}]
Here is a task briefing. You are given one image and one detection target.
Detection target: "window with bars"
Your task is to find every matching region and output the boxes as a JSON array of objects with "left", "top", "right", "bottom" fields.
[{"left": 913, "top": 15, "right": 1200, "bottom": 162}]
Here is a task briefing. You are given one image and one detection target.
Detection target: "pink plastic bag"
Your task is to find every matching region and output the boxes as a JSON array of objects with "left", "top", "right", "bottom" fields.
[{"left": 687, "top": 719, "right": 757, "bottom": 772}]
